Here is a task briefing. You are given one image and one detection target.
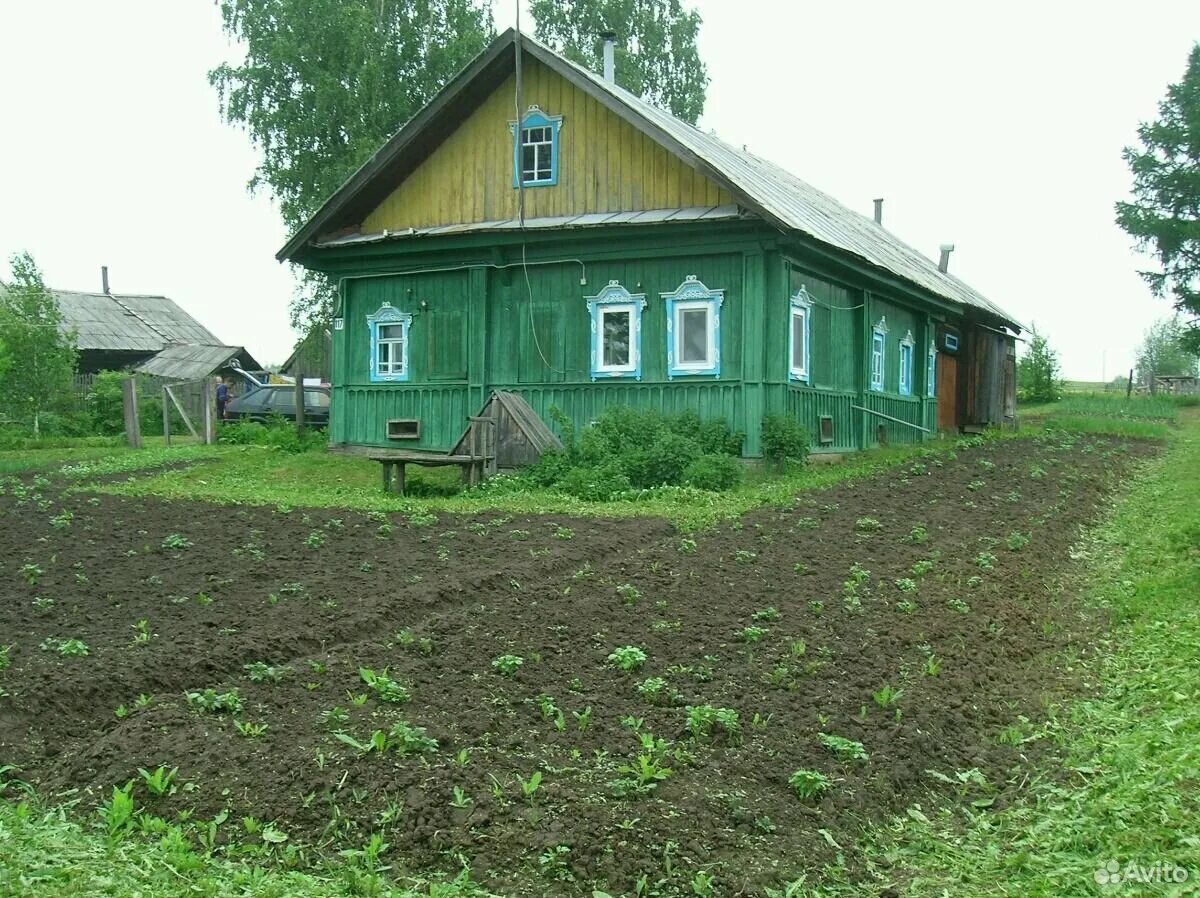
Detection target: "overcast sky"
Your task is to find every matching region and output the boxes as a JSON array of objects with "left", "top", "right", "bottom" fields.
[{"left": 1, "top": 2, "right": 1197, "bottom": 377}]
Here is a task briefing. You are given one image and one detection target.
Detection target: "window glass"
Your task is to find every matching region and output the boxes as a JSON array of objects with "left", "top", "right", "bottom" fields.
[
  {"left": 900, "top": 343, "right": 913, "bottom": 395},
  {"left": 269, "top": 390, "right": 295, "bottom": 412},
  {"left": 679, "top": 307, "right": 710, "bottom": 364},
  {"left": 928, "top": 351, "right": 937, "bottom": 397},
  {"left": 601, "top": 308, "right": 631, "bottom": 368},
  {"left": 377, "top": 323, "right": 406, "bottom": 375},
  {"left": 791, "top": 309, "right": 806, "bottom": 372},
  {"left": 305, "top": 391, "right": 330, "bottom": 408},
  {"left": 871, "top": 334, "right": 885, "bottom": 389},
  {"left": 520, "top": 126, "right": 553, "bottom": 182}
]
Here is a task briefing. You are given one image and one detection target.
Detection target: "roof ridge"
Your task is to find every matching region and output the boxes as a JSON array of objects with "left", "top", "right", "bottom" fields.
[{"left": 105, "top": 292, "right": 177, "bottom": 346}]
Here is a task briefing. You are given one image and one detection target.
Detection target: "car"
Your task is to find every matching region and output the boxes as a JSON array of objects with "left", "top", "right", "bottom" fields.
[{"left": 224, "top": 384, "right": 330, "bottom": 428}]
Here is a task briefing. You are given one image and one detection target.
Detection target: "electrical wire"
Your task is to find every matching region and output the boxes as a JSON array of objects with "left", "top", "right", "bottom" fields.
[{"left": 513, "top": 2, "right": 567, "bottom": 376}]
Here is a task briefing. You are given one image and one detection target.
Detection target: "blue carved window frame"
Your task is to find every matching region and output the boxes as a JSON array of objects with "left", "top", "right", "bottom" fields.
[
  {"left": 899, "top": 330, "right": 915, "bottom": 396},
  {"left": 870, "top": 317, "right": 888, "bottom": 391},
  {"left": 586, "top": 280, "right": 645, "bottom": 380},
  {"left": 663, "top": 276, "right": 723, "bottom": 379},
  {"left": 367, "top": 302, "right": 412, "bottom": 383},
  {"left": 927, "top": 340, "right": 937, "bottom": 397},
  {"left": 789, "top": 286, "right": 814, "bottom": 383},
  {"left": 510, "top": 105, "right": 562, "bottom": 188}
]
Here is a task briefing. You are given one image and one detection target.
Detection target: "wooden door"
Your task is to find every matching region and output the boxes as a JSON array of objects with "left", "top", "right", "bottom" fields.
[{"left": 937, "top": 354, "right": 958, "bottom": 432}]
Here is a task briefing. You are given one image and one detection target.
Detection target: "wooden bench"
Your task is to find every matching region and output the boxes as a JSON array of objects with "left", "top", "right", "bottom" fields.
[
  {"left": 369, "top": 416, "right": 498, "bottom": 495},
  {"left": 368, "top": 450, "right": 496, "bottom": 495}
]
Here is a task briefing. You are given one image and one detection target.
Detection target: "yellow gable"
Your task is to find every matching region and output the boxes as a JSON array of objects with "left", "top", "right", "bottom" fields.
[{"left": 361, "top": 58, "right": 734, "bottom": 232}]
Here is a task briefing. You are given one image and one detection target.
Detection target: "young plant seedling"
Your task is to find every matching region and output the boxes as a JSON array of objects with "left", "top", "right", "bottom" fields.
[
  {"left": 818, "top": 733, "right": 869, "bottom": 762},
  {"left": 358, "top": 667, "right": 410, "bottom": 703},
  {"left": 607, "top": 646, "right": 647, "bottom": 672},
  {"left": 137, "top": 766, "right": 177, "bottom": 797},
  {"left": 492, "top": 654, "right": 524, "bottom": 677},
  {"left": 872, "top": 685, "right": 903, "bottom": 708},
  {"left": 788, "top": 769, "right": 832, "bottom": 800}
]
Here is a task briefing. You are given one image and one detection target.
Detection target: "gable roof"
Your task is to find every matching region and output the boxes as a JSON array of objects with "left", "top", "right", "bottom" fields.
[
  {"left": 280, "top": 29, "right": 1018, "bottom": 330},
  {"left": 133, "top": 343, "right": 262, "bottom": 381},
  {"left": 54, "top": 290, "right": 221, "bottom": 352}
]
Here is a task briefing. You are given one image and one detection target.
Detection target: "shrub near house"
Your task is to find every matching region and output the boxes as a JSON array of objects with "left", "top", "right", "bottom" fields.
[{"left": 527, "top": 406, "right": 802, "bottom": 500}]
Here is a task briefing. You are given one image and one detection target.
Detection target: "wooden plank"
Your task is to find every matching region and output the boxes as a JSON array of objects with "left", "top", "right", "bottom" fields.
[
  {"left": 165, "top": 385, "right": 199, "bottom": 440},
  {"left": 121, "top": 377, "right": 141, "bottom": 450}
]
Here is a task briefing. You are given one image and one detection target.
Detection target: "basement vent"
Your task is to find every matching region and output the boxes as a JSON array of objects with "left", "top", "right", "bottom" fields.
[
  {"left": 818, "top": 415, "right": 834, "bottom": 445},
  {"left": 387, "top": 419, "right": 421, "bottom": 440}
]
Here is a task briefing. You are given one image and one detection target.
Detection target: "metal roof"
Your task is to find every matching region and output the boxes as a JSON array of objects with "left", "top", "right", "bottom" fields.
[
  {"left": 133, "top": 344, "right": 262, "bottom": 381},
  {"left": 53, "top": 290, "right": 221, "bottom": 352},
  {"left": 315, "top": 204, "right": 744, "bottom": 248},
  {"left": 542, "top": 38, "right": 1018, "bottom": 326},
  {"left": 281, "top": 29, "right": 1018, "bottom": 329}
]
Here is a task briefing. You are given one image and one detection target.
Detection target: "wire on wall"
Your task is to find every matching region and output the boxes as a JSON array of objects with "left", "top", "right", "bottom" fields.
[{"left": 513, "top": 1, "right": 567, "bottom": 376}]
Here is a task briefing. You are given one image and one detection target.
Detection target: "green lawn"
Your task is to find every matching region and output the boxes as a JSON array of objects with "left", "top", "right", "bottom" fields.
[{"left": 88, "top": 439, "right": 968, "bottom": 530}]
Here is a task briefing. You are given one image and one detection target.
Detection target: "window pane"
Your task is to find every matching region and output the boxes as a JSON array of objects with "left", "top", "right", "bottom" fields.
[
  {"left": 305, "top": 391, "right": 330, "bottom": 408},
  {"left": 679, "top": 307, "right": 709, "bottom": 363},
  {"left": 602, "top": 309, "right": 631, "bottom": 367},
  {"left": 378, "top": 342, "right": 391, "bottom": 366},
  {"left": 791, "top": 311, "right": 806, "bottom": 370},
  {"left": 378, "top": 324, "right": 404, "bottom": 340}
]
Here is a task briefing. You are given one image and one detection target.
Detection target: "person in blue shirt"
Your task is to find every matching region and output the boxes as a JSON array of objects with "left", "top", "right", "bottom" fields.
[{"left": 215, "top": 377, "right": 230, "bottom": 420}]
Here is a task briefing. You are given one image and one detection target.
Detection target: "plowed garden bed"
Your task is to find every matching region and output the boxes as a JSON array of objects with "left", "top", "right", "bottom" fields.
[{"left": 0, "top": 432, "right": 1155, "bottom": 896}]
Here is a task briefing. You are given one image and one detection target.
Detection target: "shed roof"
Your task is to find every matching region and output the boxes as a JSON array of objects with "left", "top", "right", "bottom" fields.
[
  {"left": 54, "top": 290, "right": 221, "bottom": 352},
  {"left": 133, "top": 344, "right": 263, "bottom": 381},
  {"left": 280, "top": 29, "right": 1019, "bottom": 330}
]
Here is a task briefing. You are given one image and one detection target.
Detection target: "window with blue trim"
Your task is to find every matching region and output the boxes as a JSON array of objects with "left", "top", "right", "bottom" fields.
[
  {"left": 586, "top": 280, "right": 645, "bottom": 380},
  {"left": 927, "top": 341, "right": 937, "bottom": 397},
  {"left": 367, "top": 303, "right": 412, "bottom": 383},
  {"left": 870, "top": 317, "right": 888, "bottom": 391},
  {"left": 789, "top": 286, "right": 814, "bottom": 382},
  {"left": 899, "top": 331, "right": 915, "bottom": 396},
  {"left": 510, "top": 105, "right": 562, "bottom": 188},
  {"left": 663, "top": 276, "right": 723, "bottom": 378}
]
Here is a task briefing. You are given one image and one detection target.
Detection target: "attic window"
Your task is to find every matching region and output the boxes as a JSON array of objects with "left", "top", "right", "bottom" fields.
[{"left": 510, "top": 106, "right": 562, "bottom": 188}]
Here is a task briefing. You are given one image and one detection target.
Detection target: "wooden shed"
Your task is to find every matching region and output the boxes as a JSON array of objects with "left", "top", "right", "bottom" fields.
[{"left": 449, "top": 391, "right": 563, "bottom": 469}]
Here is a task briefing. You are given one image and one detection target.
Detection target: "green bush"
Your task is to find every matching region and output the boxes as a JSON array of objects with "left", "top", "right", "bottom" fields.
[
  {"left": 559, "top": 461, "right": 631, "bottom": 501},
  {"left": 218, "top": 417, "right": 325, "bottom": 453},
  {"left": 84, "top": 371, "right": 175, "bottom": 436},
  {"left": 761, "top": 414, "right": 810, "bottom": 468},
  {"left": 683, "top": 453, "right": 742, "bottom": 490},
  {"left": 532, "top": 405, "right": 745, "bottom": 499}
]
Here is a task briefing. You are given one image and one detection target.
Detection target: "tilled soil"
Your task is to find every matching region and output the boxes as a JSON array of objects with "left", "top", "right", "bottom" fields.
[{"left": 0, "top": 432, "right": 1156, "bottom": 896}]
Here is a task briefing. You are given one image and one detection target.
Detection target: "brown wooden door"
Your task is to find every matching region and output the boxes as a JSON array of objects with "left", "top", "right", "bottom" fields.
[{"left": 937, "top": 354, "right": 958, "bottom": 432}]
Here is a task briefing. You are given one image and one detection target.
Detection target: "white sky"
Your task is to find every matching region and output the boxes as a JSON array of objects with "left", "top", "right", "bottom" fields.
[{"left": 1, "top": 2, "right": 1197, "bottom": 377}]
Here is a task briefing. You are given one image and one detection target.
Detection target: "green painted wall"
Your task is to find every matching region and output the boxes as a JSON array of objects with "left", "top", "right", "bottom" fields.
[{"left": 322, "top": 222, "right": 953, "bottom": 457}]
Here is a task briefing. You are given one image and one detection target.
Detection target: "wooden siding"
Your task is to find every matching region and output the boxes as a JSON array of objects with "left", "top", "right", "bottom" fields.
[{"left": 362, "top": 58, "right": 734, "bottom": 232}]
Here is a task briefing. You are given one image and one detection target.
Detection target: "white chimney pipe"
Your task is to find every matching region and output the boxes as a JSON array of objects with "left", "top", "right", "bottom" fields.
[
  {"left": 101, "top": 265, "right": 110, "bottom": 294},
  {"left": 873, "top": 198, "right": 883, "bottom": 226},
  {"left": 601, "top": 31, "right": 616, "bottom": 82},
  {"left": 938, "top": 244, "right": 955, "bottom": 273}
]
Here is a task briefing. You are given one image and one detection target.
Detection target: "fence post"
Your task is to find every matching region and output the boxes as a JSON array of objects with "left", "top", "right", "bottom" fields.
[
  {"left": 1126, "top": 368, "right": 1134, "bottom": 400},
  {"left": 203, "top": 384, "right": 214, "bottom": 445},
  {"left": 162, "top": 387, "right": 171, "bottom": 447},
  {"left": 121, "top": 377, "right": 141, "bottom": 449},
  {"left": 294, "top": 372, "right": 305, "bottom": 432}
]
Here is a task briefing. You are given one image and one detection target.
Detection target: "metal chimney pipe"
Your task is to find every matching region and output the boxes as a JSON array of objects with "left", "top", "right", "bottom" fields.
[
  {"left": 873, "top": 198, "right": 883, "bottom": 225},
  {"left": 601, "top": 31, "right": 616, "bottom": 82},
  {"left": 101, "top": 265, "right": 110, "bottom": 294},
  {"left": 938, "top": 244, "right": 955, "bottom": 273}
]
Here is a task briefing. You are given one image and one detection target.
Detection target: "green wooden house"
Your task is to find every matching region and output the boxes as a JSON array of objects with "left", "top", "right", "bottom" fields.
[{"left": 279, "top": 29, "right": 1021, "bottom": 458}]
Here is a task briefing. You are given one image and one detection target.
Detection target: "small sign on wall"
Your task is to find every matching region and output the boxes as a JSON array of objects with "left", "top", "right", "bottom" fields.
[{"left": 333, "top": 318, "right": 345, "bottom": 330}]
